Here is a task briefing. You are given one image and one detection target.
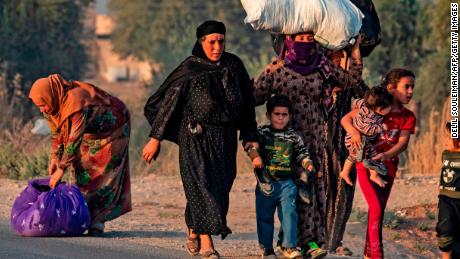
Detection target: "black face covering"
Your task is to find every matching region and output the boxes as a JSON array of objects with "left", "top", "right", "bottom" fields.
[{"left": 192, "top": 20, "right": 226, "bottom": 61}]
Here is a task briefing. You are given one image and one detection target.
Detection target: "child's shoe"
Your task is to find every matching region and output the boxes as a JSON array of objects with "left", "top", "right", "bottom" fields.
[
  {"left": 304, "top": 248, "right": 327, "bottom": 259},
  {"left": 302, "top": 242, "right": 327, "bottom": 259},
  {"left": 262, "top": 248, "right": 277, "bottom": 259},
  {"left": 281, "top": 247, "right": 302, "bottom": 259},
  {"left": 362, "top": 159, "right": 387, "bottom": 175}
]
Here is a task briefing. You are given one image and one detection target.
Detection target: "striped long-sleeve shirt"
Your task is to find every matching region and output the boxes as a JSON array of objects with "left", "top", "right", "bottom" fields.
[
  {"left": 344, "top": 99, "right": 385, "bottom": 161},
  {"left": 352, "top": 99, "right": 384, "bottom": 139},
  {"left": 252, "top": 125, "right": 312, "bottom": 180}
]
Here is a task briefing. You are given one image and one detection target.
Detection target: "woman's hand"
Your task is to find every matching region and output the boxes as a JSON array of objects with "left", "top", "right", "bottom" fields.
[
  {"left": 49, "top": 168, "right": 64, "bottom": 188},
  {"left": 350, "top": 131, "right": 362, "bottom": 150},
  {"left": 48, "top": 158, "right": 59, "bottom": 176},
  {"left": 143, "top": 138, "right": 161, "bottom": 164},
  {"left": 350, "top": 34, "right": 363, "bottom": 62},
  {"left": 341, "top": 109, "right": 362, "bottom": 149}
]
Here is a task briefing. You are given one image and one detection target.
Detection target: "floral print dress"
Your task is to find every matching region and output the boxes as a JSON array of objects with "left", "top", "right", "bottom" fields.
[{"left": 48, "top": 96, "right": 132, "bottom": 225}]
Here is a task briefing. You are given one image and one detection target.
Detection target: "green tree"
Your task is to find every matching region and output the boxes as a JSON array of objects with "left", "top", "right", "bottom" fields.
[
  {"left": 413, "top": 0, "right": 450, "bottom": 116},
  {"left": 0, "top": 0, "right": 92, "bottom": 84},
  {"left": 363, "top": 0, "right": 450, "bottom": 119},
  {"left": 108, "top": 0, "right": 273, "bottom": 84},
  {"left": 364, "top": 0, "right": 426, "bottom": 85}
]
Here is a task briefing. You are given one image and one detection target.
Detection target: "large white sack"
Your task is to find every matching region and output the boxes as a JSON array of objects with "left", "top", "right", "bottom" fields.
[
  {"left": 241, "top": 0, "right": 364, "bottom": 50},
  {"left": 314, "top": 0, "right": 363, "bottom": 49},
  {"left": 241, "top": 0, "right": 324, "bottom": 34}
]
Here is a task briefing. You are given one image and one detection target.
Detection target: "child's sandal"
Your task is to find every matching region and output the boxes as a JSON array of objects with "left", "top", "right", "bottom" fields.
[{"left": 306, "top": 247, "right": 327, "bottom": 259}]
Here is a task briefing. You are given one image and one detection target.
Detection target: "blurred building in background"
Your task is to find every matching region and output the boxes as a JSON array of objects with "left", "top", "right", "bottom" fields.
[
  {"left": 82, "top": 0, "right": 153, "bottom": 83},
  {"left": 95, "top": 14, "right": 153, "bottom": 83}
]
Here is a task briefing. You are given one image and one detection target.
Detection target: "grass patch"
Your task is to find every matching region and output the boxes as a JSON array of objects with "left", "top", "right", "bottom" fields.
[
  {"left": 157, "top": 211, "right": 180, "bottom": 219},
  {"left": 349, "top": 208, "right": 368, "bottom": 224},
  {"left": 426, "top": 211, "right": 436, "bottom": 220},
  {"left": 417, "top": 222, "right": 430, "bottom": 231},
  {"left": 406, "top": 107, "right": 444, "bottom": 175},
  {"left": 383, "top": 211, "right": 404, "bottom": 229},
  {"left": 0, "top": 120, "right": 49, "bottom": 180},
  {"left": 413, "top": 243, "right": 427, "bottom": 254},
  {"left": 390, "top": 232, "right": 401, "bottom": 241}
]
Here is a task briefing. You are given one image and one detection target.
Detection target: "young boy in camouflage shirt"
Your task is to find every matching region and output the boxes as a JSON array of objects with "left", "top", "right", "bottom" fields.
[{"left": 246, "top": 95, "right": 315, "bottom": 259}]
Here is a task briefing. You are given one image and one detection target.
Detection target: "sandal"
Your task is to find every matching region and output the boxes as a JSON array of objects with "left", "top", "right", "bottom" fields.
[
  {"left": 187, "top": 229, "right": 200, "bottom": 256},
  {"left": 201, "top": 250, "right": 220, "bottom": 258},
  {"left": 88, "top": 223, "right": 105, "bottom": 237},
  {"left": 334, "top": 246, "right": 353, "bottom": 256},
  {"left": 305, "top": 247, "right": 327, "bottom": 259}
]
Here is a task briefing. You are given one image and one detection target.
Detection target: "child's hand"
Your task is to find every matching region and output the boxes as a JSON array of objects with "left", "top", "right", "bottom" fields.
[
  {"left": 372, "top": 152, "right": 387, "bottom": 161},
  {"left": 302, "top": 159, "right": 314, "bottom": 172},
  {"left": 252, "top": 156, "right": 264, "bottom": 169},
  {"left": 382, "top": 123, "right": 388, "bottom": 132}
]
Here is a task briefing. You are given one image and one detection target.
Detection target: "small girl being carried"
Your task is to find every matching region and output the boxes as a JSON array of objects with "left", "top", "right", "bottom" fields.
[{"left": 340, "top": 87, "right": 393, "bottom": 187}]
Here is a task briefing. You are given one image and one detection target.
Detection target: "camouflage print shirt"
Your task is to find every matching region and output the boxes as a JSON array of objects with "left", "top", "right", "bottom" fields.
[{"left": 256, "top": 125, "right": 312, "bottom": 180}]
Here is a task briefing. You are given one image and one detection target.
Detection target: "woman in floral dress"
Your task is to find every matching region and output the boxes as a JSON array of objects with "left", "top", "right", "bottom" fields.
[{"left": 28, "top": 74, "right": 132, "bottom": 235}]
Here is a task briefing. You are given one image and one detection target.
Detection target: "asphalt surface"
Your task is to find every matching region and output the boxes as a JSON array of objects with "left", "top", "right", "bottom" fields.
[{"left": 0, "top": 219, "right": 189, "bottom": 259}]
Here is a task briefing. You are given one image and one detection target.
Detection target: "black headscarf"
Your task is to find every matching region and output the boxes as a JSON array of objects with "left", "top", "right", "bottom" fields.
[{"left": 192, "top": 20, "right": 226, "bottom": 60}]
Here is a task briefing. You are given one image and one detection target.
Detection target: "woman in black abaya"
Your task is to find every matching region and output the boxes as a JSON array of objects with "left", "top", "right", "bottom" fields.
[{"left": 142, "top": 20, "right": 258, "bottom": 258}]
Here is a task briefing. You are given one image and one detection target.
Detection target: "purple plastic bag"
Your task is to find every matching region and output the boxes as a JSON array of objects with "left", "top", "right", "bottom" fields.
[{"left": 10, "top": 178, "right": 91, "bottom": 237}]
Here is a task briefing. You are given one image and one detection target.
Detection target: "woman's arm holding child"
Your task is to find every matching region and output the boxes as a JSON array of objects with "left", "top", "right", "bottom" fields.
[{"left": 341, "top": 109, "right": 362, "bottom": 149}]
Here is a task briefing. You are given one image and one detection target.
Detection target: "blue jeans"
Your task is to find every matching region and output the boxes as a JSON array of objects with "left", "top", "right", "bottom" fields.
[{"left": 256, "top": 178, "right": 298, "bottom": 249}]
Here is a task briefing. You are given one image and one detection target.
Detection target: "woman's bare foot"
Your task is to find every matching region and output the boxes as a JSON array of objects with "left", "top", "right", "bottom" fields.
[
  {"left": 340, "top": 170, "right": 353, "bottom": 186},
  {"left": 199, "top": 234, "right": 215, "bottom": 254},
  {"left": 369, "top": 174, "right": 387, "bottom": 187}
]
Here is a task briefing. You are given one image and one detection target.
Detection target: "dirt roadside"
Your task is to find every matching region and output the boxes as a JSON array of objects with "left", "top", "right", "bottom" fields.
[{"left": 0, "top": 173, "right": 440, "bottom": 258}]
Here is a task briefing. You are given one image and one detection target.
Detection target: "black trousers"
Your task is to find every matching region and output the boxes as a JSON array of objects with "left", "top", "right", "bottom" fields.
[{"left": 436, "top": 195, "right": 460, "bottom": 255}]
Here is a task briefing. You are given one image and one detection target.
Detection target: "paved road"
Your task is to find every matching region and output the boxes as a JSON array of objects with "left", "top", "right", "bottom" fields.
[{"left": 0, "top": 220, "right": 189, "bottom": 259}]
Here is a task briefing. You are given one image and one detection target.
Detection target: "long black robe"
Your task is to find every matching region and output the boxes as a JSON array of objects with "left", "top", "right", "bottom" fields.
[
  {"left": 144, "top": 53, "right": 257, "bottom": 238},
  {"left": 325, "top": 81, "right": 367, "bottom": 250}
]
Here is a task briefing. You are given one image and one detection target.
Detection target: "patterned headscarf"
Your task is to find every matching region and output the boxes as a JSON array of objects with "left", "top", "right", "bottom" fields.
[{"left": 29, "top": 74, "right": 111, "bottom": 138}]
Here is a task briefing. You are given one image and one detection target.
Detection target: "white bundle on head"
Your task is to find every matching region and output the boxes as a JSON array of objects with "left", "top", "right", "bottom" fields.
[{"left": 241, "top": 0, "right": 364, "bottom": 50}]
